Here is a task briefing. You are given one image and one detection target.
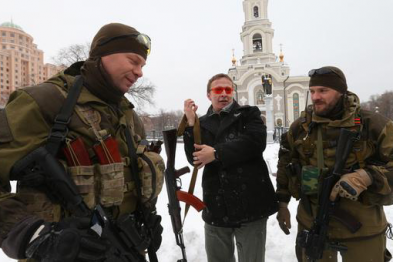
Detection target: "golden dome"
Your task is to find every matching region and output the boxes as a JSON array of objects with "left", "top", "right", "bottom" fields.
[
  {"left": 279, "top": 53, "right": 284, "bottom": 62},
  {"left": 231, "top": 49, "right": 237, "bottom": 66},
  {"left": 279, "top": 44, "right": 284, "bottom": 62}
]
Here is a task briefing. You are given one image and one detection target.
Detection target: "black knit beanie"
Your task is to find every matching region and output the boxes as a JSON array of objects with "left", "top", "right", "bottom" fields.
[
  {"left": 309, "top": 66, "right": 347, "bottom": 93},
  {"left": 89, "top": 23, "right": 149, "bottom": 60}
]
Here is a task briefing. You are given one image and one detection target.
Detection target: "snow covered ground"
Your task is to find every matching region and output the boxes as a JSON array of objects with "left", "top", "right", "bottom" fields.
[{"left": 1, "top": 143, "right": 392, "bottom": 261}]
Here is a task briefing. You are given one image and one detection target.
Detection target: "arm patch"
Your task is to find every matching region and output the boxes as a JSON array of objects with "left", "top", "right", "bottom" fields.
[{"left": 0, "top": 109, "right": 13, "bottom": 143}]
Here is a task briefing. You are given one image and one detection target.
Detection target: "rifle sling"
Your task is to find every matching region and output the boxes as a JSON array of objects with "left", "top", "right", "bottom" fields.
[
  {"left": 46, "top": 75, "right": 84, "bottom": 156},
  {"left": 177, "top": 115, "right": 202, "bottom": 224},
  {"left": 124, "top": 126, "right": 158, "bottom": 262}
]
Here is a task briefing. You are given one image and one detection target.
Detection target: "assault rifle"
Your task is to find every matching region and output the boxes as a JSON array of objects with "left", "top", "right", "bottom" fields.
[
  {"left": 12, "top": 146, "right": 147, "bottom": 262},
  {"left": 162, "top": 129, "right": 205, "bottom": 262},
  {"left": 297, "top": 128, "right": 362, "bottom": 261}
]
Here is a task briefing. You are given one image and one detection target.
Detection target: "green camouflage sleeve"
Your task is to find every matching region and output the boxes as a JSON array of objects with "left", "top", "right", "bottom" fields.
[
  {"left": 276, "top": 130, "right": 293, "bottom": 203},
  {"left": 362, "top": 120, "right": 393, "bottom": 206},
  {"left": 132, "top": 109, "right": 146, "bottom": 140},
  {"left": 0, "top": 90, "right": 49, "bottom": 248},
  {"left": 0, "top": 90, "right": 50, "bottom": 180}
]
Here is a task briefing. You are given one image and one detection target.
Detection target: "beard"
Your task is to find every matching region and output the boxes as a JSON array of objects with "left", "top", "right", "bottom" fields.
[
  {"left": 313, "top": 101, "right": 337, "bottom": 116},
  {"left": 313, "top": 95, "right": 344, "bottom": 119}
]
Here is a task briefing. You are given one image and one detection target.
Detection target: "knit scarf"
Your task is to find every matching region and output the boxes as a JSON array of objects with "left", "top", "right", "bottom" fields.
[{"left": 81, "top": 58, "right": 124, "bottom": 104}]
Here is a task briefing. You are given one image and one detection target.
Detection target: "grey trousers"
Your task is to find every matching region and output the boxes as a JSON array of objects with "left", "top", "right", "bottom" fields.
[{"left": 205, "top": 218, "right": 268, "bottom": 262}]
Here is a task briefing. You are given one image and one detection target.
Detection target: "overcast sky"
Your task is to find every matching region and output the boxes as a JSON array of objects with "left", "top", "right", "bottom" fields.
[{"left": 1, "top": 0, "right": 392, "bottom": 114}]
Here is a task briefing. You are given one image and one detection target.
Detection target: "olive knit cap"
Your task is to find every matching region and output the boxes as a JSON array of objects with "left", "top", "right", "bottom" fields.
[
  {"left": 309, "top": 66, "right": 348, "bottom": 93},
  {"left": 89, "top": 23, "right": 150, "bottom": 60}
]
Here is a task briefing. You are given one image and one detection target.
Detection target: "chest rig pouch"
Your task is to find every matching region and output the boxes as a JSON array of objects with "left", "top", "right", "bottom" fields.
[
  {"left": 295, "top": 109, "right": 365, "bottom": 197},
  {"left": 121, "top": 113, "right": 165, "bottom": 207},
  {"left": 51, "top": 79, "right": 125, "bottom": 209},
  {"left": 62, "top": 88, "right": 164, "bottom": 209},
  {"left": 134, "top": 143, "right": 165, "bottom": 204},
  {"left": 64, "top": 103, "right": 126, "bottom": 208}
]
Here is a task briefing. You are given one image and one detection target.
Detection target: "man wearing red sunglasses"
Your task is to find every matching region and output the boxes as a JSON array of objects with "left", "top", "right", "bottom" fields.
[{"left": 183, "top": 73, "right": 278, "bottom": 262}]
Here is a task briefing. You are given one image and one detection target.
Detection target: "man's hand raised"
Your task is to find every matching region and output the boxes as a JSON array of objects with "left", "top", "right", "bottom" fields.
[
  {"left": 184, "top": 99, "right": 198, "bottom": 126},
  {"left": 192, "top": 144, "right": 215, "bottom": 169}
]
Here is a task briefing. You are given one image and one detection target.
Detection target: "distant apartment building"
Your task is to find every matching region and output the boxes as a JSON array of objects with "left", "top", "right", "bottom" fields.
[{"left": 0, "top": 21, "right": 64, "bottom": 107}]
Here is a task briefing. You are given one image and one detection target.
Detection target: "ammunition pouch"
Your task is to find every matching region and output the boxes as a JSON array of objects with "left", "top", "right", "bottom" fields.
[
  {"left": 301, "top": 165, "right": 320, "bottom": 195},
  {"left": 17, "top": 188, "right": 62, "bottom": 222},
  {"left": 300, "top": 166, "right": 328, "bottom": 196},
  {"left": 11, "top": 156, "right": 62, "bottom": 222},
  {"left": 136, "top": 145, "right": 165, "bottom": 204},
  {"left": 98, "top": 162, "right": 125, "bottom": 207},
  {"left": 68, "top": 165, "right": 95, "bottom": 209}
]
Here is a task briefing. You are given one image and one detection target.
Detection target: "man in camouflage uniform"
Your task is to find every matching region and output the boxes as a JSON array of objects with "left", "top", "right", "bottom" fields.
[
  {"left": 276, "top": 66, "right": 393, "bottom": 261},
  {"left": 0, "top": 23, "right": 163, "bottom": 261}
]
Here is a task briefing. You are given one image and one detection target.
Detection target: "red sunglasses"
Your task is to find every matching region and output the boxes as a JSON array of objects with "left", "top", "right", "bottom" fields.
[{"left": 211, "top": 87, "right": 233, "bottom": 95}]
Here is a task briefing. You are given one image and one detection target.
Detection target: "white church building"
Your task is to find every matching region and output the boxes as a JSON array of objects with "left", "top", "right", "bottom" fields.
[{"left": 228, "top": 0, "right": 310, "bottom": 128}]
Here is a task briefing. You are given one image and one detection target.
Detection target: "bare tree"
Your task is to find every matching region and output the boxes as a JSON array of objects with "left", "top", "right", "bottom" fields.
[
  {"left": 127, "top": 78, "right": 155, "bottom": 108},
  {"left": 361, "top": 91, "right": 393, "bottom": 120},
  {"left": 146, "top": 109, "right": 184, "bottom": 134},
  {"left": 52, "top": 43, "right": 90, "bottom": 67}
]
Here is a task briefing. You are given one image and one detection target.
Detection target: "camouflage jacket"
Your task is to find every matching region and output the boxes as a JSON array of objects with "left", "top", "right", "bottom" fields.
[
  {"left": 0, "top": 70, "right": 146, "bottom": 259},
  {"left": 276, "top": 91, "right": 393, "bottom": 240}
]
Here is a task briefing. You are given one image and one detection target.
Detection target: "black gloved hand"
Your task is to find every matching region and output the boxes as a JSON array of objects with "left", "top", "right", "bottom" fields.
[
  {"left": 25, "top": 217, "right": 110, "bottom": 262},
  {"left": 147, "top": 212, "right": 163, "bottom": 252}
]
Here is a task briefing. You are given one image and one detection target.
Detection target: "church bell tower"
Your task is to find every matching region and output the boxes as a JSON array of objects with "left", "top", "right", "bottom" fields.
[
  {"left": 228, "top": 0, "right": 309, "bottom": 131},
  {"left": 240, "top": 0, "right": 276, "bottom": 65}
]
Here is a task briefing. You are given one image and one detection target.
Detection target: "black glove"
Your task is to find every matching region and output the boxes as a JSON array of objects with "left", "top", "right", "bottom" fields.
[
  {"left": 147, "top": 212, "right": 163, "bottom": 252},
  {"left": 116, "top": 211, "right": 163, "bottom": 253},
  {"left": 25, "top": 217, "right": 111, "bottom": 262}
]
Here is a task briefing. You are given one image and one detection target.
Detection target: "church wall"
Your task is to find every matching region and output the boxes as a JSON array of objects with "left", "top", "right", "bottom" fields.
[{"left": 286, "top": 84, "right": 307, "bottom": 124}]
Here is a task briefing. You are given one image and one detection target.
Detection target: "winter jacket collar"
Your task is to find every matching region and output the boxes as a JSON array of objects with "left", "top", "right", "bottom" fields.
[
  {"left": 46, "top": 69, "right": 134, "bottom": 113},
  {"left": 312, "top": 91, "right": 361, "bottom": 128},
  {"left": 201, "top": 100, "right": 245, "bottom": 140},
  {"left": 207, "top": 101, "right": 234, "bottom": 116}
]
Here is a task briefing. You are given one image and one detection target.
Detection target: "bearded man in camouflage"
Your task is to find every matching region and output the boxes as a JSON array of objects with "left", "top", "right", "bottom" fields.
[
  {"left": 276, "top": 66, "right": 393, "bottom": 261},
  {"left": 0, "top": 23, "right": 163, "bottom": 262}
]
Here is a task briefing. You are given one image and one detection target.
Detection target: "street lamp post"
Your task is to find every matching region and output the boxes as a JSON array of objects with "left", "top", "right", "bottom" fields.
[
  {"left": 234, "top": 83, "right": 239, "bottom": 101},
  {"left": 261, "top": 74, "right": 274, "bottom": 143}
]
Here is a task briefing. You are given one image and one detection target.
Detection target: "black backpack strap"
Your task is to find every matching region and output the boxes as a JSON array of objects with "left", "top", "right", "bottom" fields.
[
  {"left": 125, "top": 127, "right": 144, "bottom": 200},
  {"left": 46, "top": 75, "right": 84, "bottom": 156},
  {"left": 124, "top": 126, "right": 159, "bottom": 262}
]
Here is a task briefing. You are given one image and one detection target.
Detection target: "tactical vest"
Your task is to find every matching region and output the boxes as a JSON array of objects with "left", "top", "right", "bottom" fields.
[
  {"left": 16, "top": 75, "right": 164, "bottom": 222},
  {"left": 287, "top": 105, "right": 367, "bottom": 200},
  {"left": 288, "top": 105, "right": 393, "bottom": 206}
]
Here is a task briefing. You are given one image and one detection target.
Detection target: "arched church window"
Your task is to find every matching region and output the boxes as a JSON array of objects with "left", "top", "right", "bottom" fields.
[
  {"left": 253, "top": 6, "right": 259, "bottom": 18},
  {"left": 256, "top": 89, "right": 264, "bottom": 105},
  {"left": 253, "top": 34, "right": 262, "bottom": 52},
  {"left": 293, "top": 93, "right": 300, "bottom": 120}
]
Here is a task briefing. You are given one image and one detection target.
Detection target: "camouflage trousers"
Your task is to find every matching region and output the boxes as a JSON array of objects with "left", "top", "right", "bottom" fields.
[{"left": 296, "top": 224, "right": 391, "bottom": 262}]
